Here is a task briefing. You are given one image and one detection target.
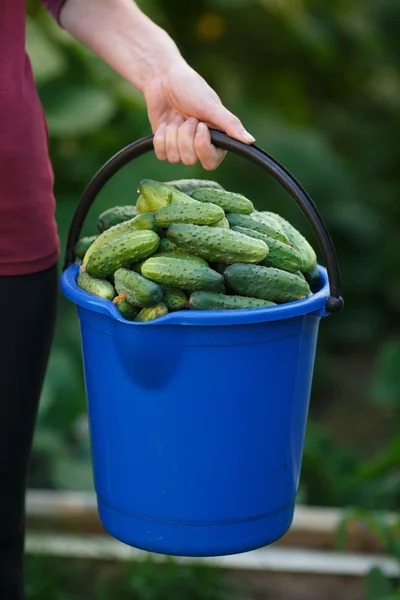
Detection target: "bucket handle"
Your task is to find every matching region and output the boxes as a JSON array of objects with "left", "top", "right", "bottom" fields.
[{"left": 63, "top": 129, "right": 343, "bottom": 313}]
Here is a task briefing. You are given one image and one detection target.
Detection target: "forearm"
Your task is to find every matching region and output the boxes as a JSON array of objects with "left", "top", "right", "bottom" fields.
[{"left": 59, "top": 0, "right": 183, "bottom": 92}]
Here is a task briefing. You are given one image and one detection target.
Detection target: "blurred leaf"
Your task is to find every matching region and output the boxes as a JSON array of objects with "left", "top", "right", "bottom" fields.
[
  {"left": 365, "top": 567, "right": 395, "bottom": 600},
  {"left": 41, "top": 84, "right": 117, "bottom": 137},
  {"left": 26, "top": 18, "right": 67, "bottom": 83},
  {"left": 370, "top": 340, "right": 400, "bottom": 407}
]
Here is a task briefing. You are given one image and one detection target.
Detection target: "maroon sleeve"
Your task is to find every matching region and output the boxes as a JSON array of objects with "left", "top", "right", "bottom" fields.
[{"left": 41, "top": 0, "right": 67, "bottom": 23}]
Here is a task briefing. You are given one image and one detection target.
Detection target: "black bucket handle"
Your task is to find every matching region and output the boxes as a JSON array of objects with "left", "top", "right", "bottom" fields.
[{"left": 63, "top": 129, "right": 343, "bottom": 313}]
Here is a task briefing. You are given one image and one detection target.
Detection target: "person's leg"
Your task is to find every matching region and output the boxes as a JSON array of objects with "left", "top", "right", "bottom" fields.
[{"left": 0, "top": 263, "right": 58, "bottom": 600}]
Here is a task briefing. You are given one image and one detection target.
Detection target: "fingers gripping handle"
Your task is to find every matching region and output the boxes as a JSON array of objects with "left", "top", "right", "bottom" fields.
[{"left": 63, "top": 129, "right": 343, "bottom": 314}]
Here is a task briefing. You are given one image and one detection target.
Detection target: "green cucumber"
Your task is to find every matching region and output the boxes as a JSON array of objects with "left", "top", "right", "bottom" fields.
[
  {"left": 138, "top": 179, "right": 195, "bottom": 213},
  {"left": 77, "top": 270, "right": 116, "bottom": 300},
  {"left": 166, "top": 224, "right": 269, "bottom": 264},
  {"left": 136, "top": 194, "right": 149, "bottom": 214},
  {"left": 133, "top": 251, "right": 207, "bottom": 275},
  {"left": 226, "top": 213, "right": 289, "bottom": 243},
  {"left": 191, "top": 188, "right": 254, "bottom": 214},
  {"left": 158, "top": 238, "right": 179, "bottom": 252},
  {"left": 114, "top": 268, "right": 163, "bottom": 307},
  {"left": 74, "top": 235, "right": 98, "bottom": 259},
  {"left": 162, "top": 288, "right": 188, "bottom": 311},
  {"left": 154, "top": 201, "right": 224, "bottom": 227},
  {"left": 113, "top": 295, "right": 139, "bottom": 320},
  {"left": 304, "top": 264, "right": 321, "bottom": 286},
  {"left": 231, "top": 226, "right": 304, "bottom": 273},
  {"left": 83, "top": 213, "right": 157, "bottom": 265},
  {"left": 224, "top": 264, "right": 311, "bottom": 303},
  {"left": 135, "top": 303, "right": 169, "bottom": 322},
  {"left": 189, "top": 291, "right": 276, "bottom": 310},
  {"left": 154, "top": 252, "right": 208, "bottom": 265},
  {"left": 259, "top": 212, "right": 317, "bottom": 274},
  {"left": 97, "top": 205, "right": 137, "bottom": 232},
  {"left": 166, "top": 179, "right": 224, "bottom": 195},
  {"left": 141, "top": 256, "right": 225, "bottom": 293},
  {"left": 86, "top": 230, "right": 160, "bottom": 278},
  {"left": 209, "top": 217, "right": 230, "bottom": 229}
]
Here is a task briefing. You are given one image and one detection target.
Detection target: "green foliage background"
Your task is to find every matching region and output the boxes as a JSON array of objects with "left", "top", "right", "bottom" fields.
[{"left": 25, "top": 0, "right": 400, "bottom": 512}]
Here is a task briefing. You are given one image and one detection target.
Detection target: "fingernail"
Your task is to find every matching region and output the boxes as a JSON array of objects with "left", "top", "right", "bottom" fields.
[
  {"left": 242, "top": 130, "right": 255, "bottom": 143},
  {"left": 198, "top": 123, "right": 208, "bottom": 134}
]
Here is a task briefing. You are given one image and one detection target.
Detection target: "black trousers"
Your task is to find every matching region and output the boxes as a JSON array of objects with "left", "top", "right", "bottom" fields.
[{"left": 0, "top": 263, "right": 58, "bottom": 600}]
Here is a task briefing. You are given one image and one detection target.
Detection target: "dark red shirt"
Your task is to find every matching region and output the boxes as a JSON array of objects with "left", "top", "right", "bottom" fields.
[{"left": 0, "top": 1, "right": 65, "bottom": 275}]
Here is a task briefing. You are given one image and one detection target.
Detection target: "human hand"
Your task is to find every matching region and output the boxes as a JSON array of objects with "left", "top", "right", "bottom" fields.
[{"left": 143, "top": 63, "right": 255, "bottom": 171}]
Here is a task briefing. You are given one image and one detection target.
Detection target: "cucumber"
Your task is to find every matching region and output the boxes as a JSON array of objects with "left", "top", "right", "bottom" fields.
[
  {"left": 224, "top": 264, "right": 311, "bottom": 303},
  {"left": 191, "top": 188, "right": 254, "bottom": 214},
  {"left": 133, "top": 251, "right": 207, "bottom": 275},
  {"left": 77, "top": 269, "right": 116, "bottom": 300},
  {"left": 154, "top": 252, "right": 208, "bottom": 265},
  {"left": 141, "top": 256, "right": 225, "bottom": 293},
  {"left": 189, "top": 292, "right": 276, "bottom": 310},
  {"left": 259, "top": 212, "right": 317, "bottom": 273},
  {"left": 83, "top": 213, "right": 157, "bottom": 265},
  {"left": 97, "top": 205, "right": 137, "bottom": 232},
  {"left": 209, "top": 217, "right": 230, "bottom": 229},
  {"left": 154, "top": 201, "right": 224, "bottom": 227},
  {"left": 114, "top": 268, "right": 163, "bottom": 307},
  {"left": 113, "top": 295, "right": 139, "bottom": 320},
  {"left": 231, "top": 226, "right": 304, "bottom": 273},
  {"left": 138, "top": 179, "right": 195, "bottom": 213},
  {"left": 86, "top": 230, "right": 160, "bottom": 278},
  {"left": 162, "top": 288, "right": 188, "bottom": 311},
  {"left": 135, "top": 194, "right": 149, "bottom": 214},
  {"left": 158, "top": 238, "right": 179, "bottom": 253},
  {"left": 226, "top": 213, "right": 289, "bottom": 244},
  {"left": 166, "top": 179, "right": 224, "bottom": 195},
  {"left": 166, "top": 224, "right": 269, "bottom": 264},
  {"left": 135, "top": 303, "right": 169, "bottom": 322},
  {"left": 74, "top": 235, "right": 98, "bottom": 259},
  {"left": 304, "top": 264, "right": 321, "bottom": 286}
]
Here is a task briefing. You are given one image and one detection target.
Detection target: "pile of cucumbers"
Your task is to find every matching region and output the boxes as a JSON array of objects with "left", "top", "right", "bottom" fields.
[{"left": 75, "top": 178, "right": 318, "bottom": 322}]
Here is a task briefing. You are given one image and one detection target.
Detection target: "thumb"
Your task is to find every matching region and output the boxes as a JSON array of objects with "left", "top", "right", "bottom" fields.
[{"left": 204, "top": 103, "right": 255, "bottom": 144}]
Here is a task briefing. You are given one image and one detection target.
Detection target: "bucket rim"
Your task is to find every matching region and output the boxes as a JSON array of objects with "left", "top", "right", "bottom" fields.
[{"left": 61, "top": 264, "right": 330, "bottom": 326}]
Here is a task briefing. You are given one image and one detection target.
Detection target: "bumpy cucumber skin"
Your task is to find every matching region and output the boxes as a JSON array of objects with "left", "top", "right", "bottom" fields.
[
  {"left": 224, "top": 264, "right": 311, "bottom": 303},
  {"left": 86, "top": 230, "right": 160, "bottom": 278},
  {"left": 138, "top": 179, "right": 195, "bottom": 212},
  {"left": 135, "top": 303, "right": 169, "bottom": 322},
  {"left": 74, "top": 235, "right": 98, "bottom": 259},
  {"left": 166, "top": 224, "right": 269, "bottom": 264},
  {"left": 189, "top": 291, "right": 276, "bottom": 310},
  {"left": 260, "top": 211, "right": 317, "bottom": 273},
  {"left": 191, "top": 188, "right": 254, "bottom": 215},
  {"left": 136, "top": 194, "right": 149, "bottom": 214},
  {"left": 114, "top": 298, "right": 139, "bottom": 320},
  {"left": 114, "top": 268, "right": 163, "bottom": 307},
  {"left": 155, "top": 252, "right": 208, "bottom": 265},
  {"left": 97, "top": 205, "right": 137, "bottom": 232},
  {"left": 226, "top": 213, "right": 289, "bottom": 243},
  {"left": 154, "top": 202, "right": 224, "bottom": 227},
  {"left": 77, "top": 270, "right": 116, "bottom": 300},
  {"left": 83, "top": 213, "right": 157, "bottom": 265},
  {"left": 209, "top": 217, "right": 230, "bottom": 229},
  {"left": 162, "top": 288, "right": 188, "bottom": 311},
  {"left": 231, "top": 226, "right": 304, "bottom": 273},
  {"left": 133, "top": 251, "right": 207, "bottom": 275},
  {"left": 141, "top": 256, "right": 225, "bottom": 293},
  {"left": 166, "top": 179, "right": 224, "bottom": 195}
]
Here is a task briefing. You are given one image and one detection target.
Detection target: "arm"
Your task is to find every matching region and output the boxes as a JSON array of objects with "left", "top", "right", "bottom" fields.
[{"left": 43, "top": 0, "right": 255, "bottom": 170}]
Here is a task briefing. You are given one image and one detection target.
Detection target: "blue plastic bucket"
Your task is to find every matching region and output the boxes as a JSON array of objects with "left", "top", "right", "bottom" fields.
[{"left": 61, "top": 131, "right": 343, "bottom": 557}]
